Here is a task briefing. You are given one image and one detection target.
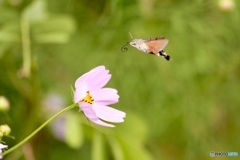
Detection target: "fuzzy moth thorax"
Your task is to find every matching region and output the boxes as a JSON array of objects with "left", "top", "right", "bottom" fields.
[{"left": 129, "top": 39, "right": 150, "bottom": 53}]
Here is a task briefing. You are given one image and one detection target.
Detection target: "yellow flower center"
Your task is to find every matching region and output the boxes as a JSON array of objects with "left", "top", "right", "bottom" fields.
[{"left": 81, "top": 91, "right": 94, "bottom": 104}]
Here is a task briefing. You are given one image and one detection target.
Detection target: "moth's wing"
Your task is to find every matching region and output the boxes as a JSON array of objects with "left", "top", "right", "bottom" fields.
[{"left": 145, "top": 37, "right": 169, "bottom": 54}]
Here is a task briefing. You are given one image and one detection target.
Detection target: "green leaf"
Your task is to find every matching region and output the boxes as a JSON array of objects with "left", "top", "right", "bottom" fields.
[
  {"left": 22, "top": 0, "right": 47, "bottom": 22},
  {"left": 31, "top": 16, "right": 75, "bottom": 43},
  {"left": 0, "top": 43, "right": 11, "bottom": 59},
  {"left": 119, "top": 137, "right": 153, "bottom": 160},
  {"left": 0, "top": 22, "right": 20, "bottom": 42},
  {"left": 92, "top": 132, "right": 106, "bottom": 160},
  {"left": 33, "top": 32, "right": 71, "bottom": 43},
  {"left": 115, "top": 113, "right": 153, "bottom": 160},
  {"left": 0, "top": 6, "right": 18, "bottom": 24},
  {"left": 65, "top": 112, "right": 83, "bottom": 149},
  {"left": 116, "top": 112, "right": 148, "bottom": 142},
  {"left": 107, "top": 136, "right": 124, "bottom": 160}
]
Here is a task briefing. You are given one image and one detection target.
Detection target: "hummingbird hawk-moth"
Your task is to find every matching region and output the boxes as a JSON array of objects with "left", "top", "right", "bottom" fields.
[{"left": 121, "top": 34, "right": 170, "bottom": 60}]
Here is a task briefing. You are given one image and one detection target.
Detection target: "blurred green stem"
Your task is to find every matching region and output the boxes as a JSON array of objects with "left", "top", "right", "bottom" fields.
[
  {"left": 1, "top": 103, "right": 78, "bottom": 157},
  {"left": 20, "top": 16, "right": 31, "bottom": 77}
]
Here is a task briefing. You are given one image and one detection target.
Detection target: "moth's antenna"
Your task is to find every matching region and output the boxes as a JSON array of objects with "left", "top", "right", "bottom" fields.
[
  {"left": 129, "top": 32, "right": 134, "bottom": 39},
  {"left": 121, "top": 42, "right": 129, "bottom": 52}
]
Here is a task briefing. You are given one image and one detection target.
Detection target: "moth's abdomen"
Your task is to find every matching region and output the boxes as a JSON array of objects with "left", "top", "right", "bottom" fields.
[
  {"left": 159, "top": 50, "right": 171, "bottom": 61},
  {"left": 165, "top": 55, "right": 170, "bottom": 60}
]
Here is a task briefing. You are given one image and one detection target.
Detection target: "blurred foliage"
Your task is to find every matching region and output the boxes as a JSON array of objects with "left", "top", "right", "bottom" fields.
[{"left": 0, "top": 0, "right": 240, "bottom": 159}]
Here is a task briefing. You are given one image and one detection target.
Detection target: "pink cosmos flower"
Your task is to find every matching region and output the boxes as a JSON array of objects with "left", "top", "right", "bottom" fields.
[
  {"left": 74, "top": 66, "right": 126, "bottom": 127},
  {"left": 0, "top": 143, "right": 7, "bottom": 159}
]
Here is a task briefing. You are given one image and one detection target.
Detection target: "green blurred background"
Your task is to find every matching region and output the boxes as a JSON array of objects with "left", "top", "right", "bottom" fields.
[{"left": 0, "top": 0, "right": 240, "bottom": 159}]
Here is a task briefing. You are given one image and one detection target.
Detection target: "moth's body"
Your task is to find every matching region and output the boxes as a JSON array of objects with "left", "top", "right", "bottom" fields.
[{"left": 129, "top": 37, "right": 170, "bottom": 60}]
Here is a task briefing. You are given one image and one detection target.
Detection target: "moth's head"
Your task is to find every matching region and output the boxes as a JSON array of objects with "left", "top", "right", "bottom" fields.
[{"left": 129, "top": 39, "right": 143, "bottom": 47}]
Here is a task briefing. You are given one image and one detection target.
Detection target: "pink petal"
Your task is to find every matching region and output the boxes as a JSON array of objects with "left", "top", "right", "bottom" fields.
[
  {"left": 92, "top": 88, "right": 119, "bottom": 105},
  {"left": 80, "top": 102, "right": 98, "bottom": 121},
  {"left": 80, "top": 103, "right": 115, "bottom": 127},
  {"left": 85, "top": 68, "right": 111, "bottom": 90},
  {"left": 93, "top": 105, "right": 126, "bottom": 123},
  {"left": 75, "top": 66, "right": 106, "bottom": 88},
  {"left": 91, "top": 119, "right": 115, "bottom": 127},
  {"left": 74, "top": 84, "right": 88, "bottom": 103}
]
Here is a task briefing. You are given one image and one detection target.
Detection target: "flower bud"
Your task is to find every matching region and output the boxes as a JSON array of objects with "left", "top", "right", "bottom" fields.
[
  {"left": 218, "top": 0, "right": 235, "bottom": 12},
  {"left": 0, "top": 125, "right": 11, "bottom": 137},
  {"left": 0, "top": 96, "right": 10, "bottom": 111}
]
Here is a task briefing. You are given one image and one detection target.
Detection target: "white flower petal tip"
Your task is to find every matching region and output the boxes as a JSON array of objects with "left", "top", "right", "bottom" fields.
[
  {"left": 0, "top": 143, "right": 8, "bottom": 159},
  {"left": 74, "top": 66, "right": 125, "bottom": 128}
]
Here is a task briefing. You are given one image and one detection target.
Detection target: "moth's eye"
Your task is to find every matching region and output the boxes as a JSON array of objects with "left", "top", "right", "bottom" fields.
[{"left": 131, "top": 43, "right": 136, "bottom": 46}]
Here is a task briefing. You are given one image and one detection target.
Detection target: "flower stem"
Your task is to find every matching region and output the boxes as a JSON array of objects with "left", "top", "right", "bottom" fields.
[
  {"left": 1, "top": 103, "right": 78, "bottom": 157},
  {"left": 20, "top": 16, "right": 31, "bottom": 77}
]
